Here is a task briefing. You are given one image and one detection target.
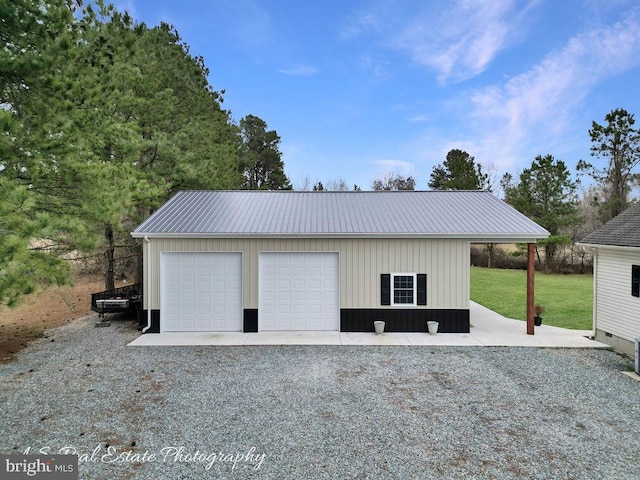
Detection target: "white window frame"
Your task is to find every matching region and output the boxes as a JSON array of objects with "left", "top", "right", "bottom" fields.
[{"left": 391, "top": 273, "right": 417, "bottom": 306}]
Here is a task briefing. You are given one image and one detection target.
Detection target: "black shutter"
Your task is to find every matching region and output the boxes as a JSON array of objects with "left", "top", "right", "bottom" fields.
[
  {"left": 417, "top": 274, "right": 427, "bottom": 305},
  {"left": 381, "top": 274, "right": 391, "bottom": 305},
  {"left": 632, "top": 265, "right": 640, "bottom": 297}
]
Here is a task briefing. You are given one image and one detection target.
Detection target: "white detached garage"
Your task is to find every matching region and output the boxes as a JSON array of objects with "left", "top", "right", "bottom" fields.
[{"left": 132, "top": 190, "right": 548, "bottom": 335}]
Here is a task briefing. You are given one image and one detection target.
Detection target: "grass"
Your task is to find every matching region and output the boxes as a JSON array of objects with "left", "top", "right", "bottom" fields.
[{"left": 470, "top": 266, "right": 593, "bottom": 330}]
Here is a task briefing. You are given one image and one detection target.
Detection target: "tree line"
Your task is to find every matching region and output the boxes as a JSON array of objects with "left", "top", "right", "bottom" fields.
[
  {"left": 2, "top": 1, "right": 638, "bottom": 306},
  {"left": 305, "top": 108, "right": 640, "bottom": 273},
  {"left": 1, "top": 0, "right": 291, "bottom": 305}
]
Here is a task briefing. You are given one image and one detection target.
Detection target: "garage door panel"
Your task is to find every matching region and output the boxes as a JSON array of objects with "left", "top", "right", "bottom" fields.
[
  {"left": 259, "top": 252, "right": 339, "bottom": 331},
  {"left": 277, "top": 291, "right": 290, "bottom": 302},
  {"left": 161, "top": 252, "right": 242, "bottom": 332},
  {"left": 182, "top": 292, "right": 194, "bottom": 302},
  {"left": 308, "top": 304, "right": 322, "bottom": 314},
  {"left": 182, "top": 267, "right": 195, "bottom": 277},
  {"left": 278, "top": 304, "right": 291, "bottom": 314}
]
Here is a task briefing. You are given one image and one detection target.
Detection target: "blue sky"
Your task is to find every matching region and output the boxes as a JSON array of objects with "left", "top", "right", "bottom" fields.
[{"left": 114, "top": 0, "right": 640, "bottom": 191}]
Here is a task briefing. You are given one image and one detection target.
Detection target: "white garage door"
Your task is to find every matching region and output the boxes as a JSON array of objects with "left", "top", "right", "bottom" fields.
[
  {"left": 161, "top": 252, "right": 242, "bottom": 332},
  {"left": 259, "top": 252, "right": 339, "bottom": 331}
]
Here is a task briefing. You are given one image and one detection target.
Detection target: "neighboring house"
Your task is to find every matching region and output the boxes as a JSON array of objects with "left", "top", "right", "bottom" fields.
[
  {"left": 131, "top": 190, "right": 548, "bottom": 334},
  {"left": 578, "top": 204, "right": 640, "bottom": 356}
]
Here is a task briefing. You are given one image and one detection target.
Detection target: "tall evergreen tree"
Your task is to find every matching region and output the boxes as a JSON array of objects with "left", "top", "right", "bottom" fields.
[
  {"left": 2, "top": 0, "right": 244, "bottom": 292},
  {"left": 577, "top": 108, "right": 640, "bottom": 222},
  {"left": 429, "top": 149, "right": 489, "bottom": 191},
  {"left": 239, "top": 115, "right": 291, "bottom": 190},
  {"left": 504, "top": 155, "right": 580, "bottom": 270},
  {"left": 0, "top": 0, "right": 78, "bottom": 305}
]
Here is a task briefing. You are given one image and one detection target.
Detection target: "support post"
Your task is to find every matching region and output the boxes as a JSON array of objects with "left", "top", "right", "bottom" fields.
[{"left": 527, "top": 243, "right": 535, "bottom": 335}]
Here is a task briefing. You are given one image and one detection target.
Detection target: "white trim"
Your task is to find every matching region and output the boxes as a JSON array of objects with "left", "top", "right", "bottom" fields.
[
  {"left": 592, "top": 250, "right": 597, "bottom": 339},
  {"left": 576, "top": 243, "right": 640, "bottom": 252},
  {"left": 390, "top": 272, "right": 417, "bottom": 307},
  {"left": 142, "top": 235, "right": 152, "bottom": 333},
  {"left": 133, "top": 232, "right": 547, "bottom": 242}
]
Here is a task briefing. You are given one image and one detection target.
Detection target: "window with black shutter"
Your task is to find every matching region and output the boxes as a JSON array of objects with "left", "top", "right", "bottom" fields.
[
  {"left": 417, "top": 274, "right": 427, "bottom": 305},
  {"left": 632, "top": 265, "right": 640, "bottom": 297},
  {"left": 381, "top": 274, "right": 391, "bottom": 305},
  {"left": 380, "top": 273, "right": 427, "bottom": 306}
]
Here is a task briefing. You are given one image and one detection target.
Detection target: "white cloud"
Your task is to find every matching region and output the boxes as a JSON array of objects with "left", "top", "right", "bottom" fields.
[
  {"left": 340, "top": 5, "right": 390, "bottom": 40},
  {"left": 409, "top": 114, "right": 429, "bottom": 123},
  {"left": 343, "top": 0, "right": 539, "bottom": 83},
  {"left": 279, "top": 64, "right": 319, "bottom": 76},
  {"left": 393, "top": 1, "right": 516, "bottom": 83},
  {"left": 402, "top": 4, "right": 640, "bottom": 177},
  {"left": 456, "top": 5, "right": 640, "bottom": 170},
  {"left": 358, "top": 55, "right": 391, "bottom": 79}
]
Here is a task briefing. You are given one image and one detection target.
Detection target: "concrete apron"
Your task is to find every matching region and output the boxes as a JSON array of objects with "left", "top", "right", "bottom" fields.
[{"left": 128, "top": 302, "right": 610, "bottom": 348}]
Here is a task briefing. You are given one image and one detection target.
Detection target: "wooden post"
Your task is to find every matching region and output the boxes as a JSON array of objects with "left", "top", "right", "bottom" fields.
[{"left": 527, "top": 243, "right": 535, "bottom": 335}]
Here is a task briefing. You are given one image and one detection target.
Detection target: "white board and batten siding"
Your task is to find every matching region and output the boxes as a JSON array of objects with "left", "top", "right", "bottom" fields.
[
  {"left": 145, "top": 238, "right": 470, "bottom": 312},
  {"left": 595, "top": 248, "right": 640, "bottom": 342}
]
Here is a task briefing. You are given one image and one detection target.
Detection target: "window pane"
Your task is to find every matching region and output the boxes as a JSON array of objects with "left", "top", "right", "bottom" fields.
[
  {"left": 394, "top": 290, "right": 414, "bottom": 304},
  {"left": 392, "top": 275, "right": 415, "bottom": 304},
  {"left": 394, "top": 276, "right": 414, "bottom": 289}
]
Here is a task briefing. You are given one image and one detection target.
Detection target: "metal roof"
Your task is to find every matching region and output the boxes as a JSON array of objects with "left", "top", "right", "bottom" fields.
[
  {"left": 132, "top": 190, "right": 549, "bottom": 241},
  {"left": 578, "top": 203, "right": 640, "bottom": 248}
]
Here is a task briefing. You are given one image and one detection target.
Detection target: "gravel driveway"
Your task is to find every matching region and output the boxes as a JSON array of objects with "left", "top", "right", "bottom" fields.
[{"left": 1, "top": 316, "right": 639, "bottom": 480}]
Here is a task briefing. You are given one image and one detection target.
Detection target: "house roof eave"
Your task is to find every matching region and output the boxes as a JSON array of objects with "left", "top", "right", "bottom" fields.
[{"left": 131, "top": 232, "right": 549, "bottom": 242}]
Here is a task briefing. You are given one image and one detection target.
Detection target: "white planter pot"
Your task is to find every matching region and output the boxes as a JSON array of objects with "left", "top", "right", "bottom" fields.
[
  {"left": 374, "top": 321, "right": 385, "bottom": 335},
  {"left": 427, "top": 321, "right": 439, "bottom": 335}
]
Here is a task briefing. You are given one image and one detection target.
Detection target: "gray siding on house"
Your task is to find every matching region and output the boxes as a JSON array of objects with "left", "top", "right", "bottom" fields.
[
  {"left": 594, "top": 247, "right": 640, "bottom": 350},
  {"left": 577, "top": 204, "right": 640, "bottom": 354},
  {"left": 143, "top": 238, "right": 469, "bottom": 311}
]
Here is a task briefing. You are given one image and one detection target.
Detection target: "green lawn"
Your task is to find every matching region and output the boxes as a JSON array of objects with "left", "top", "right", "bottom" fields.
[{"left": 470, "top": 267, "right": 593, "bottom": 330}]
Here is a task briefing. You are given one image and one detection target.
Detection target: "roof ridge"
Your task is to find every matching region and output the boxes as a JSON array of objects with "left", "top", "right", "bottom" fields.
[
  {"left": 174, "top": 189, "right": 491, "bottom": 193},
  {"left": 133, "top": 189, "right": 548, "bottom": 240}
]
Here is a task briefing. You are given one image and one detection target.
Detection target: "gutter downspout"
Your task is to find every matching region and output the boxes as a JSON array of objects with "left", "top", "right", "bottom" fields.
[
  {"left": 142, "top": 235, "right": 152, "bottom": 333},
  {"left": 591, "top": 247, "right": 597, "bottom": 340}
]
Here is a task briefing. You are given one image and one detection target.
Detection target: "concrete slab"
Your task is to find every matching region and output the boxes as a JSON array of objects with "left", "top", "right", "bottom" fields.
[
  {"left": 406, "top": 332, "right": 483, "bottom": 346},
  {"left": 620, "top": 371, "right": 640, "bottom": 382},
  {"left": 129, "top": 332, "right": 250, "bottom": 346},
  {"left": 244, "top": 331, "right": 342, "bottom": 345},
  {"left": 340, "top": 333, "right": 411, "bottom": 345},
  {"left": 468, "top": 302, "right": 608, "bottom": 348},
  {"left": 127, "top": 301, "right": 611, "bottom": 348}
]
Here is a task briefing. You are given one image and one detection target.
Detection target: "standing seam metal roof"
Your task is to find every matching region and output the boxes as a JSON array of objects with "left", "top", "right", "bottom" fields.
[{"left": 132, "top": 190, "right": 549, "bottom": 239}]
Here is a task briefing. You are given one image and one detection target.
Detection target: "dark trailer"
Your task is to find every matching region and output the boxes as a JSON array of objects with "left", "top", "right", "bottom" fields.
[{"left": 91, "top": 283, "right": 143, "bottom": 326}]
